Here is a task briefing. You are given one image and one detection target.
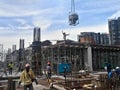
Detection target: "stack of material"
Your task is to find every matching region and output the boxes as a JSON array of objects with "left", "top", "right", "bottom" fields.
[
  {"left": 83, "top": 84, "right": 94, "bottom": 90},
  {"left": 49, "top": 72, "right": 111, "bottom": 90}
]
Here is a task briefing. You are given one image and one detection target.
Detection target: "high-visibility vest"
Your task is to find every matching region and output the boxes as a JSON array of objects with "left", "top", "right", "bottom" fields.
[{"left": 8, "top": 64, "right": 14, "bottom": 68}]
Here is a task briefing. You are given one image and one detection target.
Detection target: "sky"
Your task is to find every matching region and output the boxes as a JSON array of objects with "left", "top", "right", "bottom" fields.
[{"left": 0, "top": 0, "right": 120, "bottom": 50}]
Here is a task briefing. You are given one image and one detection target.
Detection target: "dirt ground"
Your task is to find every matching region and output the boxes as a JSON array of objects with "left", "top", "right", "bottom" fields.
[
  {"left": 0, "top": 78, "right": 50, "bottom": 90},
  {"left": 16, "top": 78, "right": 50, "bottom": 90}
]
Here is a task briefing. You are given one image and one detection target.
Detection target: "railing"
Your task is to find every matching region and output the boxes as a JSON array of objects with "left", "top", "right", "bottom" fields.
[{"left": 0, "top": 76, "right": 20, "bottom": 90}]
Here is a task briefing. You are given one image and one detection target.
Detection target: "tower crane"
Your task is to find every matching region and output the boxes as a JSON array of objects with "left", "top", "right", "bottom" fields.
[{"left": 69, "top": 0, "right": 79, "bottom": 26}]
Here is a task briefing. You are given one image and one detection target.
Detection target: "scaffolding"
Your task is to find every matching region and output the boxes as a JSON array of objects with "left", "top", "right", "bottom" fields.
[
  {"left": 42, "top": 44, "right": 87, "bottom": 74},
  {"left": 92, "top": 45, "right": 120, "bottom": 70},
  {"left": 31, "top": 41, "right": 42, "bottom": 75},
  {"left": 41, "top": 43, "right": 120, "bottom": 74}
]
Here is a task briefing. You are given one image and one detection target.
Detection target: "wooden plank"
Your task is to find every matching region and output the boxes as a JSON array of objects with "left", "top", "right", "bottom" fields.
[{"left": 0, "top": 85, "right": 7, "bottom": 88}]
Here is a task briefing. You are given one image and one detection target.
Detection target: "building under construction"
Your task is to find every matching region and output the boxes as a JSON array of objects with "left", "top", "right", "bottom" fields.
[
  {"left": 41, "top": 40, "right": 120, "bottom": 74},
  {"left": 4, "top": 30, "right": 120, "bottom": 76}
]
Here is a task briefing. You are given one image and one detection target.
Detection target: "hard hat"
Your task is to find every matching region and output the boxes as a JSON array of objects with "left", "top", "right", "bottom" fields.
[
  {"left": 116, "top": 67, "right": 119, "bottom": 69},
  {"left": 25, "top": 63, "right": 30, "bottom": 67},
  {"left": 47, "top": 61, "right": 51, "bottom": 65}
]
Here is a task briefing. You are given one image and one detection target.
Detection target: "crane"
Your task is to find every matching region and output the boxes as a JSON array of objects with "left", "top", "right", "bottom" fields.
[{"left": 69, "top": 0, "right": 79, "bottom": 26}]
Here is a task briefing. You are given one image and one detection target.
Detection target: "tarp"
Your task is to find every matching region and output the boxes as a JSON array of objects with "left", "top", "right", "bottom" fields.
[{"left": 58, "top": 63, "right": 71, "bottom": 73}]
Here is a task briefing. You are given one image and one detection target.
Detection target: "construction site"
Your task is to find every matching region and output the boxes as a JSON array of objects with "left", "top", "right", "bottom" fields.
[
  {"left": 1, "top": 28, "right": 120, "bottom": 90},
  {"left": 0, "top": 69, "right": 120, "bottom": 90},
  {"left": 1, "top": 0, "right": 120, "bottom": 90}
]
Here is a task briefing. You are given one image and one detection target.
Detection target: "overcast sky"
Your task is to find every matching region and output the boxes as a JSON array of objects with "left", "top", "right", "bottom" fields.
[{"left": 0, "top": 0, "right": 120, "bottom": 50}]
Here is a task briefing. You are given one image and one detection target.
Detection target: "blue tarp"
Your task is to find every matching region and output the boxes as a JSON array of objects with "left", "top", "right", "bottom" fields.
[{"left": 58, "top": 63, "right": 71, "bottom": 73}]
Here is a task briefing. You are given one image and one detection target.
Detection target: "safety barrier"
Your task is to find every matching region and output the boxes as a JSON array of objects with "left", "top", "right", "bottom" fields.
[{"left": 0, "top": 76, "right": 19, "bottom": 90}]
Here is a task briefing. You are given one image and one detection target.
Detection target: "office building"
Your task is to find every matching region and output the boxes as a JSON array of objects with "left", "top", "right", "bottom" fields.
[
  {"left": 19, "top": 39, "right": 24, "bottom": 49},
  {"left": 100, "top": 33, "right": 109, "bottom": 45},
  {"left": 12, "top": 45, "right": 16, "bottom": 52},
  {"left": 78, "top": 32, "right": 109, "bottom": 45},
  {"left": 33, "top": 27, "right": 40, "bottom": 42},
  {"left": 108, "top": 17, "right": 120, "bottom": 45}
]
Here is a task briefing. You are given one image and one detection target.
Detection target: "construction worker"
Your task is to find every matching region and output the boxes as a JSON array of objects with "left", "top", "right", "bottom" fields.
[
  {"left": 3, "top": 67, "right": 7, "bottom": 76},
  {"left": 115, "top": 67, "right": 120, "bottom": 80},
  {"left": 46, "top": 61, "right": 52, "bottom": 82},
  {"left": 8, "top": 62, "right": 14, "bottom": 75},
  {"left": 104, "top": 62, "right": 112, "bottom": 80},
  {"left": 115, "top": 67, "right": 120, "bottom": 75},
  {"left": 105, "top": 63, "right": 112, "bottom": 74},
  {"left": 18, "top": 63, "right": 38, "bottom": 90},
  {"left": 18, "top": 63, "right": 22, "bottom": 72}
]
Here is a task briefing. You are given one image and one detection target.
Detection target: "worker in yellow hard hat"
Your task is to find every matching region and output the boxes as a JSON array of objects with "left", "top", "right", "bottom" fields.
[{"left": 18, "top": 63, "right": 38, "bottom": 90}]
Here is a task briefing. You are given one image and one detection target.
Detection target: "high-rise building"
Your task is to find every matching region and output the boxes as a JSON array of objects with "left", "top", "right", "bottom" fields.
[
  {"left": 78, "top": 32, "right": 109, "bottom": 45},
  {"left": 0, "top": 44, "right": 3, "bottom": 61},
  {"left": 19, "top": 39, "right": 24, "bottom": 49},
  {"left": 33, "top": 27, "right": 40, "bottom": 42},
  {"left": 7, "top": 48, "right": 11, "bottom": 54},
  {"left": 108, "top": 17, "right": 120, "bottom": 45},
  {"left": 32, "top": 27, "right": 42, "bottom": 75},
  {"left": 78, "top": 32, "right": 100, "bottom": 44},
  {"left": 12, "top": 45, "right": 16, "bottom": 52},
  {"left": 100, "top": 33, "right": 110, "bottom": 45},
  {"left": 18, "top": 39, "right": 25, "bottom": 68}
]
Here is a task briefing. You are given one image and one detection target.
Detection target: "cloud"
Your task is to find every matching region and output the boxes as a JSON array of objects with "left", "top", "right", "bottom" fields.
[
  {"left": 15, "top": 19, "right": 26, "bottom": 25},
  {"left": 0, "top": 29, "right": 33, "bottom": 49},
  {"left": 80, "top": 0, "right": 120, "bottom": 12},
  {"left": 0, "top": 36, "right": 18, "bottom": 49},
  {"left": 33, "top": 20, "right": 51, "bottom": 31},
  {"left": 12, "top": 0, "right": 40, "bottom": 4},
  {"left": 0, "top": 0, "right": 67, "bottom": 17},
  {"left": 0, "top": 1, "right": 43, "bottom": 17},
  {"left": 0, "top": 26, "right": 16, "bottom": 35},
  {"left": 0, "top": 23, "right": 108, "bottom": 49},
  {"left": 0, "top": 8, "right": 40, "bottom": 17},
  {"left": 108, "top": 10, "right": 120, "bottom": 19},
  {"left": 42, "top": 24, "right": 108, "bottom": 42},
  {"left": 16, "top": 25, "right": 33, "bottom": 30},
  {"left": 0, "top": 0, "right": 120, "bottom": 50},
  {"left": 0, "top": 23, "right": 33, "bottom": 40},
  {"left": 0, "top": 27, "right": 9, "bottom": 30}
]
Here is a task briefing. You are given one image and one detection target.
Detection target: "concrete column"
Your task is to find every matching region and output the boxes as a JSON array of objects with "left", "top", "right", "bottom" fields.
[{"left": 87, "top": 46, "right": 93, "bottom": 71}]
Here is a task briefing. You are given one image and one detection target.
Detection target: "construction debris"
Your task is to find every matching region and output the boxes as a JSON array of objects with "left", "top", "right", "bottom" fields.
[{"left": 49, "top": 71, "right": 120, "bottom": 90}]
